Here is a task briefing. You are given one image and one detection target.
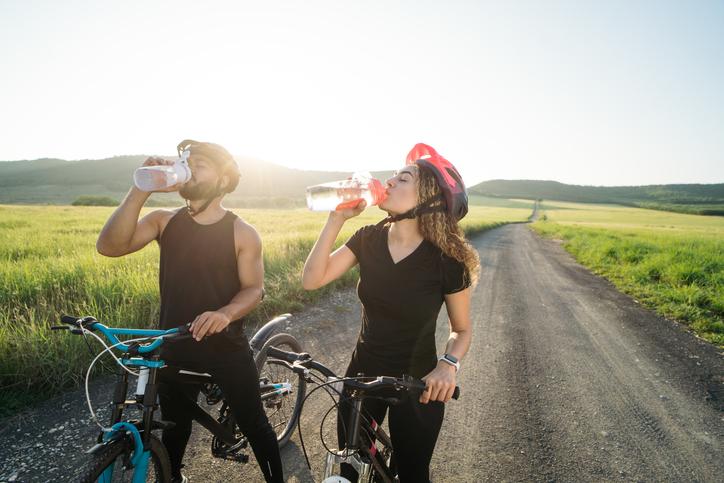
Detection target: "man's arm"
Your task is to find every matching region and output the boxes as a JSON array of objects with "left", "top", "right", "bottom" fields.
[
  {"left": 190, "top": 220, "right": 264, "bottom": 340},
  {"left": 97, "top": 157, "right": 180, "bottom": 257},
  {"left": 96, "top": 188, "right": 167, "bottom": 257}
]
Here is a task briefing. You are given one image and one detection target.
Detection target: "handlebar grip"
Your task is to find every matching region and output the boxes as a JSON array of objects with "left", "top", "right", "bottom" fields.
[
  {"left": 406, "top": 376, "right": 460, "bottom": 400},
  {"left": 164, "top": 333, "right": 193, "bottom": 342},
  {"left": 266, "top": 346, "right": 301, "bottom": 363},
  {"left": 164, "top": 323, "right": 192, "bottom": 342},
  {"left": 61, "top": 315, "right": 80, "bottom": 326}
]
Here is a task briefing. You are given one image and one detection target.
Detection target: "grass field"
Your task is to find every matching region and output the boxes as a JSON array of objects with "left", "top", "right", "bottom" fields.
[
  {"left": 532, "top": 201, "right": 723, "bottom": 346},
  {"left": 0, "top": 200, "right": 533, "bottom": 416}
]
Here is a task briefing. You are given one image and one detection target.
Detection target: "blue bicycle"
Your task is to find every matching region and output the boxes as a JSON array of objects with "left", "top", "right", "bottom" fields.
[{"left": 52, "top": 313, "right": 305, "bottom": 483}]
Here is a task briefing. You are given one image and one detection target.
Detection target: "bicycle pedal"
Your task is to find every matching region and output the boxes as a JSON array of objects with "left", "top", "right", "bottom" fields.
[
  {"left": 213, "top": 452, "right": 249, "bottom": 463},
  {"left": 153, "top": 419, "right": 177, "bottom": 431}
]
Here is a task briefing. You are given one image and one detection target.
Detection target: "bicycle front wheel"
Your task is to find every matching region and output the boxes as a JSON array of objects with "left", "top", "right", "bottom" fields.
[
  {"left": 255, "top": 332, "right": 307, "bottom": 447},
  {"left": 77, "top": 433, "right": 172, "bottom": 483}
]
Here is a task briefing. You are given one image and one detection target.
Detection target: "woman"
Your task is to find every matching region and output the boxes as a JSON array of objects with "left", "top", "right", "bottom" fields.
[{"left": 302, "top": 143, "right": 480, "bottom": 482}]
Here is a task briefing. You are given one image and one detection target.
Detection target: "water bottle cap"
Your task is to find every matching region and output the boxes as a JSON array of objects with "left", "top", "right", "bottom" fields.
[
  {"left": 173, "top": 150, "right": 192, "bottom": 184},
  {"left": 368, "top": 178, "right": 387, "bottom": 206}
]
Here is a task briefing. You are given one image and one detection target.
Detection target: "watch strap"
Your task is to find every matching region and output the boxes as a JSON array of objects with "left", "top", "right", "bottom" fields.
[{"left": 439, "top": 353, "right": 460, "bottom": 371}]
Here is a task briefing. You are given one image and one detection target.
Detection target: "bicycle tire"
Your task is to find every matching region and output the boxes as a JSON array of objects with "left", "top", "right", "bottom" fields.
[
  {"left": 254, "top": 332, "right": 307, "bottom": 446},
  {"left": 77, "top": 433, "right": 172, "bottom": 483}
]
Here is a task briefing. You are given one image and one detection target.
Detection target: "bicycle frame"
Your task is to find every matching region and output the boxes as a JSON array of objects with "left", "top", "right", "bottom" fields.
[
  {"left": 265, "top": 348, "right": 416, "bottom": 483},
  {"left": 98, "top": 359, "right": 285, "bottom": 483},
  {"left": 266, "top": 346, "right": 460, "bottom": 482},
  {"left": 66, "top": 318, "right": 295, "bottom": 483},
  {"left": 62, "top": 322, "right": 172, "bottom": 483},
  {"left": 321, "top": 388, "right": 397, "bottom": 482}
]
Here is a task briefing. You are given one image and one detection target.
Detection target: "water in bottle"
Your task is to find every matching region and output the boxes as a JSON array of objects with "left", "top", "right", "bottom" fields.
[
  {"left": 133, "top": 150, "right": 192, "bottom": 192},
  {"left": 306, "top": 172, "right": 387, "bottom": 211}
]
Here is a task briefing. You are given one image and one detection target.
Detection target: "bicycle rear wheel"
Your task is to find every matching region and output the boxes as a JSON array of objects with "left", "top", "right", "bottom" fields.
[
  {"left": 254, "top": 332, "right": 306, "bottom": 446},
  {"left": 77, "top": 433, "right": 171, "bottom": 483}
]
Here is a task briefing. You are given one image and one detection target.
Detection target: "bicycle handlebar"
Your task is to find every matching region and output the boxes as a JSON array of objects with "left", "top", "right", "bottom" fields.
[
  {"left": 56, "top": 314, "right": 190, "bottom": 354},
  {"left": 61, "top": 314, "right": 81, "bottom": 325},
  {"left": 266, "top": 346, "right": 460, "bottom": 400}
]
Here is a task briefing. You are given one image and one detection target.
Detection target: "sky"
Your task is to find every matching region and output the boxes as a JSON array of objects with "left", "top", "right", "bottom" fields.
[{"left": 1, "top": 0, "right": 723, "bottom": 187}]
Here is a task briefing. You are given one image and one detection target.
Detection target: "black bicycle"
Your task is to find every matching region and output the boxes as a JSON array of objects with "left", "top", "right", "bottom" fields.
[
  {"left": 52, "top": 313, "right": 305, "bottom": 483},
  {"left": 264, "top": 346, "right": 460, "bottom": 483}
]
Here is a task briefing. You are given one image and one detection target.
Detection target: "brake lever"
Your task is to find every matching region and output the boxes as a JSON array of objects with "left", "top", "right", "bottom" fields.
[
  {"left": 290, "top": 361, "right": 311, "bottom": 377},
  {"left": 163, "top": 323, "right": 193, "bottom": 341},
  {"left": 295, "top": 352, "right": 312, "bottom": 362}
]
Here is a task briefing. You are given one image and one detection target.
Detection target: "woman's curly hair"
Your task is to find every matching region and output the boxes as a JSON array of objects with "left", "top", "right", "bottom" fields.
[{"left": 416, "top": 165, "right": 480, "bottom": 288}]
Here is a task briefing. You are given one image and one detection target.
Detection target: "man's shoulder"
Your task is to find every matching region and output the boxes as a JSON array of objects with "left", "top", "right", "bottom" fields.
[
  {"left": 152, "top": 207, "right": 184, "bottom": 233},
  {"left": 232, "top": 217, "right": 261, "bottom": 250},
  {"left": 147, "top": 206, "right": 183, "bottom": 219},
  {"left": 169, "top": 207, "right": 185, "bottom": 215},
  {"left": 232, "top": 216, "right": 259, "bottom": 236}
]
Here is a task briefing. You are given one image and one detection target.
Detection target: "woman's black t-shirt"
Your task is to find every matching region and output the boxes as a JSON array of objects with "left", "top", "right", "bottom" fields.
[{"left": 345, "top": 224, "right": 470, "bottom": 378}]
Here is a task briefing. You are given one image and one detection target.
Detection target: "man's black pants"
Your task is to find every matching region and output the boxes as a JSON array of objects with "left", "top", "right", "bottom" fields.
[{"left": 158, "top": 348, "right": 283, "bottom": 482}]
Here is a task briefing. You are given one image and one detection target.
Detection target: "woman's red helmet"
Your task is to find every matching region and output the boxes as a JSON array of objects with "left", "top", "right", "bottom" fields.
[{"left": 406, "top": 143, "right": 468, "bottom": 221}]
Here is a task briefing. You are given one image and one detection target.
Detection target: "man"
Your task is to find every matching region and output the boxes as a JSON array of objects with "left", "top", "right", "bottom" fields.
[{"left": 96, "top": 140, "right": 283, "bottom": 483}]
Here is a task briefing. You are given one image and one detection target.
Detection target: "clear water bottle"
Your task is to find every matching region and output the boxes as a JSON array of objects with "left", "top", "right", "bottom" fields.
[
  {"left": 306, "top": 172, "right": 387, "bottom": 211},
  {"left": 133, "top": 150, "right": 192, "bottom": 192}
]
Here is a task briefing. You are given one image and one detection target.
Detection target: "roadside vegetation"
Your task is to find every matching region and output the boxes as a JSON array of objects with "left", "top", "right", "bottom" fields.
[
  {"left": 71, "top": 195, "right": 119, "bottom": 206},
  {"left": 532, "top": 201, "right": 723, "bottom": 347}
]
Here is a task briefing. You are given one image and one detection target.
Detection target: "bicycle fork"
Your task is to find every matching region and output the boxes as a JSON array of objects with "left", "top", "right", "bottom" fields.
[
  {"left": 94, "top": 357, "right": 164, "bottom": 483},
  {"left": 323, "top": 397, "right": 374, "bottom": 481}
]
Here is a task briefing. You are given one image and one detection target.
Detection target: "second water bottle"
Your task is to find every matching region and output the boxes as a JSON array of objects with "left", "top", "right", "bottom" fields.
[{"left": 306, "top": 172, "right": 387, "bottom": 211}]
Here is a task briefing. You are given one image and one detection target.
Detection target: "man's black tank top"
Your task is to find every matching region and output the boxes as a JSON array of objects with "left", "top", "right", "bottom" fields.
[{"left": 158, "top": 208, "right": 248, "bottom": 363}]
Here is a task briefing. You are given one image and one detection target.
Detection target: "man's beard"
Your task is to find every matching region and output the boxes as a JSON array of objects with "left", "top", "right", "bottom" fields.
[{"left": 179, "top": 179, "right": 220, "bottom": 201}]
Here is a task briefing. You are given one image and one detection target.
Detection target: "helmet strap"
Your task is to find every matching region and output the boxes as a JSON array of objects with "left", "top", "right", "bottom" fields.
[
  {"left": 186, "top": 179, "right": 225, "bottom": 217},
  {"left": 376, "top": 194, "right": 446, "bottom": 227}
]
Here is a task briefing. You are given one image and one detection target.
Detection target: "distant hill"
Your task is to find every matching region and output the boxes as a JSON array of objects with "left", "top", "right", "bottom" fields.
[
  {"left": 469, "top": 180, "right": 724, "bottom": 216},
  {"left": 2, "top": 158, "right": 722, "bottom": 215},
  {"left": 0, "top": 156, "right": 392, "bottom": 207}
]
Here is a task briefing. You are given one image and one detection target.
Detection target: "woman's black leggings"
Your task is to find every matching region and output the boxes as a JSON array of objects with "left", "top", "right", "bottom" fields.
[
  {"left": 337, "top": 353, "right": 445, "bottom": 483},
  {"left": 158, "top": 348, "right": 283, "bottom": 483}
]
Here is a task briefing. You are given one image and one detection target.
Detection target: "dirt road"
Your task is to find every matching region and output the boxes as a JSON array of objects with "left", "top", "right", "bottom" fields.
[{"left": 432, "top": 223, "right": 722, "bottom": 482}]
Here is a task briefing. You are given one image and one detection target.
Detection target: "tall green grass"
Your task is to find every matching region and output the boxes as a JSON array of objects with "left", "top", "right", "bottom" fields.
[
  {"left": 532, "top": 202, "right": 723, "bottom": 346},
  {"left": 0, "top": 202, "right": 531, "bottom": 416}
]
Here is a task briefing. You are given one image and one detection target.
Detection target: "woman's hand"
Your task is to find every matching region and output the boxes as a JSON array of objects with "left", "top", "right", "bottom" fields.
[
  {"left": 329, "top": 200, "right": 367, "bottom": 222},
  {"left": 419, "top": 362, "right": 457, "bottom": 404},
  {"left": 190, "top": 311, "right": 231, "bottom": 341},
  {"left": 302, "top": 200, "right": 361, "bottom": 290}
]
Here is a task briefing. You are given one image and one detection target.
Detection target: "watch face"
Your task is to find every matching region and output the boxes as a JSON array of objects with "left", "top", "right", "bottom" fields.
[{"left": 445, "top": 354, "right": 458, "bottom": 364}]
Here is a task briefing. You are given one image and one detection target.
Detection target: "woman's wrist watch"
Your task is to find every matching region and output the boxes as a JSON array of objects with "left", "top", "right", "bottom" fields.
[{"left": 438, "top": 353, "right": 460, "bottom": 372}]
